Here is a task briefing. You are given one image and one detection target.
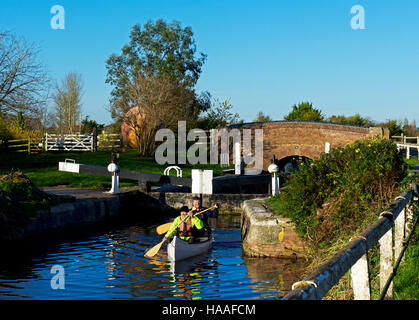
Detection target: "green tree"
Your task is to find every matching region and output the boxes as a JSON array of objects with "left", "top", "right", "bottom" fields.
[
  {"left": 80, "top": 116, "right": 104, "bottom": 134},
  {"left": 254, "top": 111, "right": 272, "bottom": 122},
  {"left": 16, "top": 111, "right": 24, "bottom": 131},
  {"left": 198, "top": 98, "right": 240, "bottom": 129},
  {"left": 328, "top": 113, "right": 373, "bottom": 127},
  {"left": 105, "top": 19, "right": 207, "bottom": 121},
  {"left": 284, "top": 102, "right": 324, "bottom": 121},
  {"left": 381, "top": 119, "right": 404, "bottom": 137}
]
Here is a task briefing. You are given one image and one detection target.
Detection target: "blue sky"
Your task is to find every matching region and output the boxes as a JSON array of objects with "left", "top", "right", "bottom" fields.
[{"left": 1, "top": 0, "right": 418, "bottom": 125}]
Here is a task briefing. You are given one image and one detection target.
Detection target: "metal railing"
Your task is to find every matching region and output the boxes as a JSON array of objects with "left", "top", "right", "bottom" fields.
[
  {"left": 391, "top": 135, "right": 419, "bottom": 145},
  {"left": 391, "top": 135, "right": 419, "bottom": 160},
  {"left": 282, "top": 184, "right": 418, "bottom": 300}
]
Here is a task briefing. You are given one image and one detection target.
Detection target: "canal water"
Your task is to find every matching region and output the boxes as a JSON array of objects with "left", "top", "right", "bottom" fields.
[{"left": 0, "top": 216, "right": 306, "bottom": 300}]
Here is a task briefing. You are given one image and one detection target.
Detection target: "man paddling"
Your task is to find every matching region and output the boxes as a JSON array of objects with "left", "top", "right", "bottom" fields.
[
  {"left": 190, "top": 196, "right": 218, "bottom": 237},
  {"left": 163, "top": 206, "right": 204, "bottom": 244}
]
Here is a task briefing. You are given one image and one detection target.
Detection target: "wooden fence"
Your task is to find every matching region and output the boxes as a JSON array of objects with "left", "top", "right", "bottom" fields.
[
  {"left": 0, "top": 133, "right": 122, "bottom": 154},
  {"left": 45, "top": 133, "right": 122, "bottom": 152},
  {"left": 0, "top": 138, "right": 44, "bottom": 154},
  {"left": 97, "top": 133, "right": 122, "bottom": 150},
  {"left": 282, "top": 185, "right": 418, "bottom": 300},
  {"left": 45, "top": 133, "right": 94, "bottom": 152}
]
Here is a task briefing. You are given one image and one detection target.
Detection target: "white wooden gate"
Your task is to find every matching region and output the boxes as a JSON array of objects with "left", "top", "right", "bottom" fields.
[{"left": 45, "top": 133, "right": 94, "bottom": 152}]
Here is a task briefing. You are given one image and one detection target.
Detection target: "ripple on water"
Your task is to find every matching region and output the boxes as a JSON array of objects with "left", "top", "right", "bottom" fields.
[{"left": 0, "top": 224, "right": 304, "bottom": 300}]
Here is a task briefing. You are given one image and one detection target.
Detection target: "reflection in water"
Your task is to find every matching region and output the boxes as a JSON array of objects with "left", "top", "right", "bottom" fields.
[
  {"left": 243, "top": 257, "right": 306, "bottom": 299},
  {"left": 0, "top": 216, "right": 306, "bottom": 300}
]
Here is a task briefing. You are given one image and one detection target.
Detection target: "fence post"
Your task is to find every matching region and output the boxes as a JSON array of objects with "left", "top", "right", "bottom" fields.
[
  {"left": 379, "top": 228, "right": 393, "bottom": 299},
  {"left": 92, "top": 127, "right": 97, "bottom": 152},
  {"left": 395, "top": 207, "right": 405, "bottom": 262},
  {"left": 351, "top": 251, "right": 371, "bottom": 300},
  {"left": 405, "top": 204, "right": 415, "bottom": 237},
  {"left": 28, "top": 137, "right": 31, "bottom": 154}
]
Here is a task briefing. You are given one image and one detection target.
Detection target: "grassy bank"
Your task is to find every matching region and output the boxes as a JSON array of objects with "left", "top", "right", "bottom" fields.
[
  {"left": 1, "top": 150, "right": 229, "bottom": 189},
  {"left": 393, "top": 225, "right": 419, "bottom": 300},
  {"left": 266, "top": 137, "right": 419, "bottom": 300}
]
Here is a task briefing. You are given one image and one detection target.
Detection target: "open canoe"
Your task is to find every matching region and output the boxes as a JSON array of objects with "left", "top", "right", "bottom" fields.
[{"left": 167, "top": 236, "right": 213, "bottom": 262}]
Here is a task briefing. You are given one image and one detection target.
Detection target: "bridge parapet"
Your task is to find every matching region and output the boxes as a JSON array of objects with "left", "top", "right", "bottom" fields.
[{"left": 226, "top": 121, "right": 388, "bottom": 170}]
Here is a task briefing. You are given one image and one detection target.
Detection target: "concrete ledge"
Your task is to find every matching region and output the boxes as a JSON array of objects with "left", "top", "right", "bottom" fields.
[
  {"left": 241, "top": 199, "right": 306, "bottom": 259},
  {"left": 1, "top": 190, "right": 148, "bottom": 242},
  {"left": 146, "top": 192, "right": 268, "bottom": 214}
]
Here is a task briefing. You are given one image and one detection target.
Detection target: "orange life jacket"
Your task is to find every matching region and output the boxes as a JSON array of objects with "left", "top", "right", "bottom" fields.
[{"left": 178, "top": 217, "right": 192, "bottom": 237}]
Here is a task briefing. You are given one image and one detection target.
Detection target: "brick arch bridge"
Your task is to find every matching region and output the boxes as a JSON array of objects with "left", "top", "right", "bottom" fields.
[{"left": 227, "top": 121, "right": 389, "bottom": 171}]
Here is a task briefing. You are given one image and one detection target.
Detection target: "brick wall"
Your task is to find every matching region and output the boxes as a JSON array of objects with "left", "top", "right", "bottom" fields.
[{"left": 225, "top": 121, "right": 388, "bottom": 170}]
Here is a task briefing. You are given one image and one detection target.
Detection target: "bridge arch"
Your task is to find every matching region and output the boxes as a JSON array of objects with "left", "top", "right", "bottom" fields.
[{"left": 276, "top": 155, "right": 312, "bottom": 173}]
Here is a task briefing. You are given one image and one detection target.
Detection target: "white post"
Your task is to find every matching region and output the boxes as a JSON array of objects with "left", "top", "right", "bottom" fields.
[
  {"left": 406, "top": 146, "right": 410, "bottom": 159},
  {"left": 192, "top": 169, "right": 203, "bottom": 194},
  {"left": 395, "top": 207, "right": 405, "bottom": 261},
  {"left": 272, "top": 173, "right": 279, "bottom": 196},
  {"left": 325, "top": 142, "right": 330, "bottom": 154},
  {"left": 202, "top": 170, "right": 213, "bottom": 195},
  {"left": 109, "top": 172, "right": 119, "bottom": 194},
  {"left": 351, "top": 253, "right": 371, "bottom": 300},
  {"left": 379, "top": 228, "right": 393, "bottom": 299},
  {"left": 192, "top": 169, "right": 213, "bottom": 194},
  {"left": 405, "top": 204, "right": 415, "bottom": 235},
  {"left": 268, "top": 163, "right": 279, "bottom": 196},
  {"left": 235, "top": 142, "right": 241, "bottom": 175}
]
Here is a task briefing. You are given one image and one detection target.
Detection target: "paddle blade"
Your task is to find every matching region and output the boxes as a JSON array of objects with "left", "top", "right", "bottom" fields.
[
  {"left": 156, "top": 222, "right": 173, "bottom": 235},
  {"left": 144, "top": 240, "right": 165, "bottom": 258}
]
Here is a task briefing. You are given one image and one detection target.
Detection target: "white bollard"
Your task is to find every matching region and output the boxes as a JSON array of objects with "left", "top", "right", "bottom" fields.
[
  {"left": 107, "top": 163, "right": 120, "bottom": 194},
  {"left": 268, "top": 163, "right": 279, "bottom": 196}
]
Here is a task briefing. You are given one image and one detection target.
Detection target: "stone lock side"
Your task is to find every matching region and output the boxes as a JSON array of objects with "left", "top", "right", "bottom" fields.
[{"left": 241, "top": 199, "right": 306, "bottom": 259}]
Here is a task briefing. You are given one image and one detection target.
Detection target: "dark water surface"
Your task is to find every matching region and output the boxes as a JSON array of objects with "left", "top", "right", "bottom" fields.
[{"left": 0, "top": 217, "right": 305, "bottom": 300}]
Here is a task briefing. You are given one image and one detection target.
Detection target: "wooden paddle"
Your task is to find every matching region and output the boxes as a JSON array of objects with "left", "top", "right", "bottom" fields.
[
  {"left": 145, "top": 204, "right": 218, "bottom": 258},
  {"left": 144, "top": 237, "right": 167, "bottom": 258},
  {"left": 155, "top": 204, "right": 218, "bottom": 235}
]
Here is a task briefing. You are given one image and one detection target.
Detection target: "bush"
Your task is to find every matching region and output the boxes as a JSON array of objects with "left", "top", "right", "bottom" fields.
[
  {"left": 268, "top": 137, "right": 405, "bottom": 249},
  {"left": 0, "top": 115, "right": 44, "bottom": 142},
  {"left": 0, "top": 171, "right": 56, "bottom": 214}
]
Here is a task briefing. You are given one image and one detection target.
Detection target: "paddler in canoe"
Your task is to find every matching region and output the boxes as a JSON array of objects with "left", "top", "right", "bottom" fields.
[
  {"left": 190, "top": 196, "right": 219, "bottom": 237},
  {"left": 163, "top": 206, "right": 205, "bottom": 244}
]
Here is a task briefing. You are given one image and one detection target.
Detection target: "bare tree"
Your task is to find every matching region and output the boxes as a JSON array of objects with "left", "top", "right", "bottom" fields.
[
  {"left": 53, "top": 73, "right": 83, "bottom": 133},
  {"left": 0, "top": 31, "right": 49, "bottom": 117},
  {"left": 120, "top": 73, "right": 199, "bottom": 155}
]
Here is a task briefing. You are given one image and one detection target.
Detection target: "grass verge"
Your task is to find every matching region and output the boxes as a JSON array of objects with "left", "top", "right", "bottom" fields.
[{"left": 1, "top": 150, "right": 230, "bottom": 189}]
